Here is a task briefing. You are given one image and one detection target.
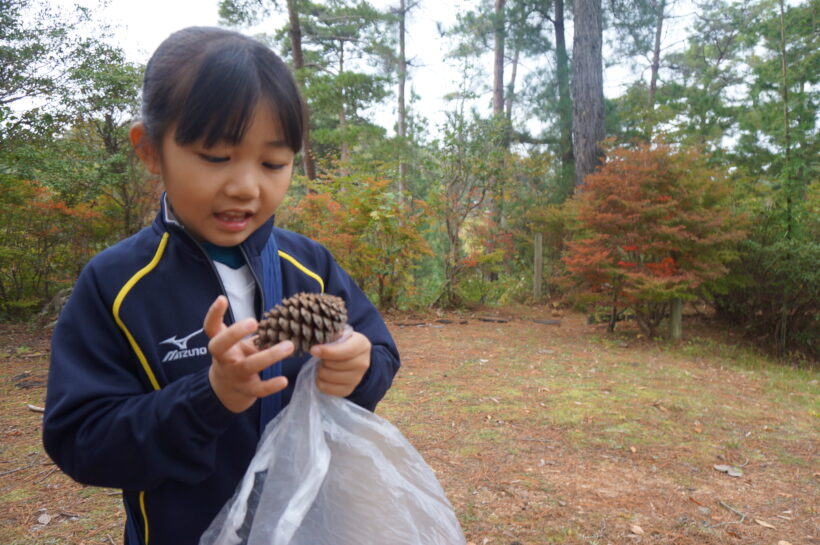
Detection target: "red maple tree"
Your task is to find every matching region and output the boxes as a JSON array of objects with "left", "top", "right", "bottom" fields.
[{"left": 562, "top": 142, "right": 746, "bottom": 337}]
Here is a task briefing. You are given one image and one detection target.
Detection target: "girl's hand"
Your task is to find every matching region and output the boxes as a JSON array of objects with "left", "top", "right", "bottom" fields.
[
  {"left": 311, "top": 331, "right": 371, "bottom": 398},
  {"left": 204, "top": 296, "right": 294, "bottom": 413}
]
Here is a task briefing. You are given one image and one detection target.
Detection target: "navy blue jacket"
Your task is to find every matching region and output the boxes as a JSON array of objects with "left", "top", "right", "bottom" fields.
[{"left": 42, "top": 196, "right": 400, "bottom": 545}]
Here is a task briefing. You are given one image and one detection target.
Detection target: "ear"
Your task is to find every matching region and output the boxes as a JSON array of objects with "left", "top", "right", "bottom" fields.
[{"left": 130, "top": 122, "right": 162, "bottom": 175}]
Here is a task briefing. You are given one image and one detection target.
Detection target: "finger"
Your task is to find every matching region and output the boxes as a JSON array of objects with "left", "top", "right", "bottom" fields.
[
  {"left": 239, "top": 337, "right": 260, "bottom": 356},
  {"left": 316, "top": 379, "right": 353, "bottom": 398},
  {"left": 310, "top": 332, "right": 370, "bottom": 363},
  {"left": 255, "top": 376, "right": 288, "bottom": 398},
  {"left": 239, "top": 341, "right": 295, "bottom": 375},
  {"left": 208, "top": 318, "right": 257, "bottom": 358},
  {"left": 203, "top": 296, "right": 229, "bottom": 339},
  {"left": 316, "top": 366, "right": 359, "bottom": 386}
]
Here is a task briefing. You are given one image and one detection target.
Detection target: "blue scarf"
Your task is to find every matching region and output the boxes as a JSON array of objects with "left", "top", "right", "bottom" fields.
[{"left": 258, "top": 234, "right": 284, "bottom": 433}]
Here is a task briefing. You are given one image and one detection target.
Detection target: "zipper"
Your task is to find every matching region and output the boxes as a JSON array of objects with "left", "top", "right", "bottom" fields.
[
  {"left": 172, "top": 226, "right": 237, "bottom": 325},
  {"left": 239, "top": 245, "right": 265, "bottom": 319}
]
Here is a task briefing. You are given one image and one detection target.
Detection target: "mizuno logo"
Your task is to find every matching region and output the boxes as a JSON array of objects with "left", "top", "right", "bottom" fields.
[
  {"left": 160, "top": 328, "right": 207, "bottom": 363},
  {"left": 160, "top": 329, "right": 204, "bottom": 350}
]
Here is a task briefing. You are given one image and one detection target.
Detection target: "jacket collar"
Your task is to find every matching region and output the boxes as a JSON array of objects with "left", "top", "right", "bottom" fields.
[{"left": 154, "top": 193, "right": 274, "bottom": 258}]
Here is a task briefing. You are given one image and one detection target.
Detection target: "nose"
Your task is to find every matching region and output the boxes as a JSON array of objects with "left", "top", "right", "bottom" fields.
[{"left": 224, "top": 163, "right": 260, "bottom": 200}]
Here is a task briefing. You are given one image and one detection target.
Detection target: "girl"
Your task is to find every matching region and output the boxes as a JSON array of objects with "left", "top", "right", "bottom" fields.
[{"left": 43, "top": 26, "right": 400, "bottom": 545}]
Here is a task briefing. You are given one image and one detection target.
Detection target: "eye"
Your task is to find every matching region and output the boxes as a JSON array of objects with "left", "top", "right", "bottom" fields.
[
  {"left": 199, "top": 153, "right": 229, "bottom": 163},
  {"left": 262, "top": 162, "right": 287, "bottom": 171}
]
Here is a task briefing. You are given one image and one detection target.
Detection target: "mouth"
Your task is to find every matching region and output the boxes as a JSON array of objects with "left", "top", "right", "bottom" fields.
[{"left": 214, "top": 210, "right": 253, "bottom": 231}]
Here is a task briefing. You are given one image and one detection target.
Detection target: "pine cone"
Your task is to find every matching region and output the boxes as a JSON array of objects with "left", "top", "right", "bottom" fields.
[{"left": 255, "top": 292, "right": 348, "bottom": 354}]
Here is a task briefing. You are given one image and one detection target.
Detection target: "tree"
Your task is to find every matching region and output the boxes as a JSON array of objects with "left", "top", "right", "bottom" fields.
[
  {"left": 219, "top": 0, "right": 318, "bottom": 179},
  {"left": 606, "top": 0, "right": 682, "bottom": 139},
  {"left": 562, "top": 142, "right": 745, "bottom": 337},
  {"left": 295, "top": 0, "right": 395, "bottom": 166},
  {"left": 571, "top": 0, "right": 605, "bottom": 188},
  {"left": 46, "top": 43, "right": 155, "bottom": 237},
  {"left": 280, "top": 172, "right": 432, "bottom": 309},
  {"left": 1, "top": 1, "right": 149, "bottom": 240},
  {"left": 552, "top": 0, "right": 574, "bottom": 198},
  {"left": 395, "top": 0, "right": 420, "bottom": 197},
  {"left": 0, "top": 0, "right": 103, "bottom": 157},
  {"left": 432, "top": 109, "right": 508, "bottom": 307},
  {"left": 710, "top": 0, "right": 819, "bottom": 357},
  {"left": 0, "top": 177, "right": 103, "bottom": 319}
]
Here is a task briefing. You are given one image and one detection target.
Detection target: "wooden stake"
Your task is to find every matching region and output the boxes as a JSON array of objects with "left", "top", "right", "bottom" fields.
[{"left": 533, "top": 232, "right": 543, "bottom": 299}]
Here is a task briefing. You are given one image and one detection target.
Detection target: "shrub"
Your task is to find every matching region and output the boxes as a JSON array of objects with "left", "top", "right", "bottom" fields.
[
  {"left": 280, "top": 174, "right": 432, "bottom": 310},
  {"left": 714, "top": 223, "right": 819, "bottom": 359},
  {"left": 0, "top": 177, "right": 103, "bottom": 320},
  {"left": 561, "top": 142, "right": 746, "bottom": 337}
]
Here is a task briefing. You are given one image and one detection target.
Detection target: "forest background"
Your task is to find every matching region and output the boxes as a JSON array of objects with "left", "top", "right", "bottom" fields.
[{"left": 1, "top": 0, "right": 817, "bottom": 360}]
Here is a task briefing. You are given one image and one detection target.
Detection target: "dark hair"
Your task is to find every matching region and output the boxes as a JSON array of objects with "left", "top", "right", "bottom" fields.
[{"left": 140, "top": 26, "right": 305, "bottom": 152}]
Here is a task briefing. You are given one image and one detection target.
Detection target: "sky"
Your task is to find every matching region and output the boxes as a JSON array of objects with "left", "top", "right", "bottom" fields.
[
  {"left": 51, "top": 0, "right": 692, "bottom": 137},
  {"left": 54, "top": 0, "right": 467, "bottom": 134}
]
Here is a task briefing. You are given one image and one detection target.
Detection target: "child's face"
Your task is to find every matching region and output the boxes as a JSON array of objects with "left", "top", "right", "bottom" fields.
[{"left": 141, "top": 103, "right": 295, "bottom": 247}]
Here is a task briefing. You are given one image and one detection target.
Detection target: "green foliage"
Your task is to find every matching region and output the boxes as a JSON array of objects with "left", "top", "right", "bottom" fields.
[
  {"left": 430, "top": 112, "right": 510, "bottom": 307},
  {"left": 713, "top": 179, "right": 820, "bottom": 359},
  {"left": 715, "top": 237, "right": 819, "bottom": 359},
  {"left": 280, "top": 172, "right": 432, "bottom": 309},
  {"left": 561, "top": 142, "right": 746, "bottom": 337},
  {"left": 0, "top": 1, "right": 153, "bottom": 321},
  {"left": 278, "top": 0, "right": 396, "bottom": 163}
]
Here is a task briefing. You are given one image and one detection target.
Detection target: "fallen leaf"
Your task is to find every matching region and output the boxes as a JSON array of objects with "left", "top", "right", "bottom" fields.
[
  {"left": 630, "top": 524, "right": 644, "bottom": 535},
  {"left": 714, "top": 464, "right": 743, "bottom": 477},
  {"left": 777, "top": 541, "right": 793, "bottom": 545},
  {"left": 754, "top": 518, "right": 775, "bottom": 529},
  {"left": 727, "top": 466, "right": 743, "bottom": 477}
]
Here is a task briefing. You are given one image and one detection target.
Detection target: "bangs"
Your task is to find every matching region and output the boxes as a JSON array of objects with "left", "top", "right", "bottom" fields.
[{"left": 171, "top": 37, "right": 304, "bottom": 151}]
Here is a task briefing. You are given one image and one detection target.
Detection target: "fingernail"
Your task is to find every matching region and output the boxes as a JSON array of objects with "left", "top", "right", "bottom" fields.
[{"left": 243, "top": 319, "right": 256, "bottom": 331}]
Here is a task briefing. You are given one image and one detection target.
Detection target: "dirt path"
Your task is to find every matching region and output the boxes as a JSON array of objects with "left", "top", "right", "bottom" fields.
[{"left": 1, "top": 309, "right": 817, "bottom": 544}]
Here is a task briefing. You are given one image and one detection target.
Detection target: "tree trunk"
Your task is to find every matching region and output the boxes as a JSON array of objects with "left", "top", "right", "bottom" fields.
[
  {"left": 571, "top": 0, "right": 605, "bottom": 189},
  {"left": 778, "top": 0, "right": 793, "bottom": 240},
  {"left": 554, "top": 0, "right": 574, "bottom": 201},
  {"left": 397, "top": 0, "right": 407, "bottom": 197},
  {"left": 505, "top": 47, "right": 518, "bottom": 123},
  {"left": 670, "top": 298, "right": 682, "bottom": 340},
  {"left": 485, "top": 0, "right": 506, "bottom": 282},
  {"left": 338, "top": 41, "right": 350, "bottom": 166},
  {"left": 286, "top": 0, "right": 316, "bottom": 180},
  {"left": 646, "top": 0, "right": 665, "bottom": 139},
  {"left": 492, "top": 0, "right": 506, "bottom": 118}
]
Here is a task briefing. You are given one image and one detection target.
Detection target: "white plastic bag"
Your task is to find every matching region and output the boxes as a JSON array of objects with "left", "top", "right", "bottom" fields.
[{"left": 200, "top": 349, "right": 466, "bottom": 545}]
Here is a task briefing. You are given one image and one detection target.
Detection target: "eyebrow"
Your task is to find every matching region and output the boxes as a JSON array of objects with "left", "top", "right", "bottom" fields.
[{"left": 266, "top": 140, "right": 291, "bottom": 148}]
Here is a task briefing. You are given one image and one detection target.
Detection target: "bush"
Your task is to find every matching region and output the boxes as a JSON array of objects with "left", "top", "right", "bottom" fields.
[
  {"left": 280, "top": 174, "right": 432, "bottom": 310},
  {"left": 714, "top": 237, "right": 819, "bottom": 360},
  {"left": 0, "top": 177, "right": 104, "bottom": 320},
  {"left": 561, "top": 142, "right": 746, "bottom": 337}
]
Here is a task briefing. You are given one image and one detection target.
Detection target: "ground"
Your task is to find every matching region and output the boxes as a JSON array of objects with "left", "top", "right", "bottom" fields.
[{"left": 0, "top": 307, "right": 817, "bottom": 544}]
